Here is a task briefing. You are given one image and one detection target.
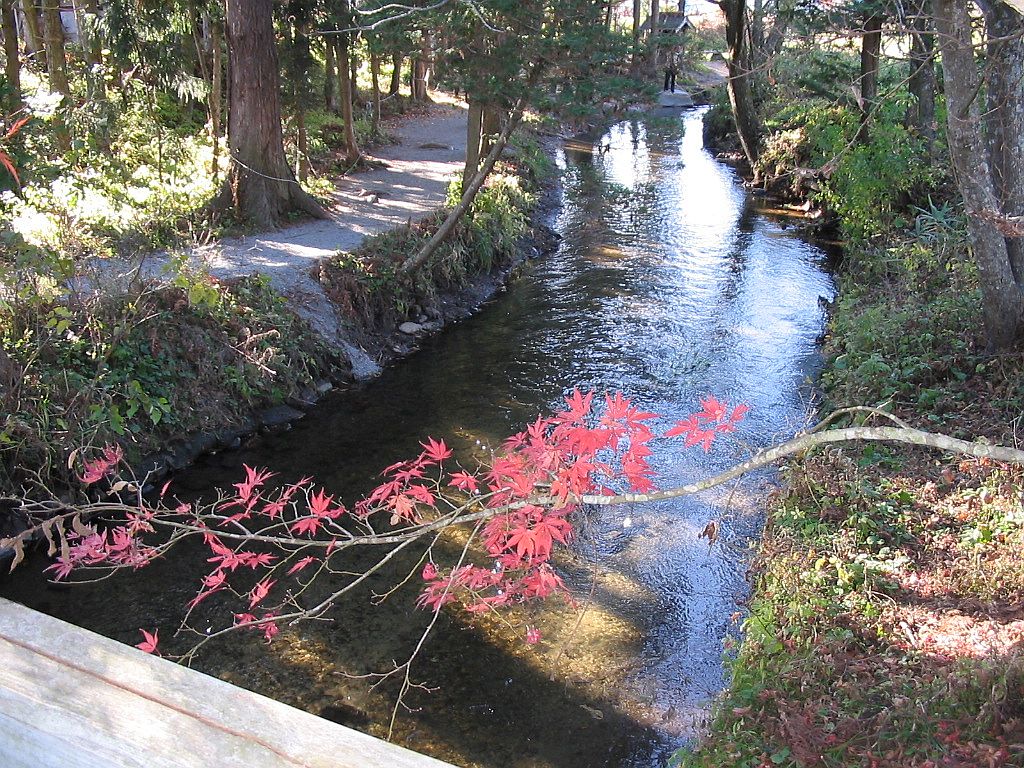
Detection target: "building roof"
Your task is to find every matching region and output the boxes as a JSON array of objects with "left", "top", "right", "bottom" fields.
[{"left": 639, "top": 13, "right": 692, "bottom": 34}]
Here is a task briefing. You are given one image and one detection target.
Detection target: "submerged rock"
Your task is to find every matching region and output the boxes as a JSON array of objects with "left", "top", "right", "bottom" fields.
[{"left": 259, "top": 405, "right": 305, "bottom": 429}]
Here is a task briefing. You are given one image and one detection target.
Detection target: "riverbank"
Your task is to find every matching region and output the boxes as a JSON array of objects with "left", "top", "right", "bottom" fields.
[
  {"left": 0, "top": 100, "right": 559, "bottom": 498},
  {"left": 677, "top": 102, "right": 1024, "bottom": 766}
]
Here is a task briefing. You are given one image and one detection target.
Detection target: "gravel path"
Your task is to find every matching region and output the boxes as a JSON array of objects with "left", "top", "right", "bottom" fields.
[{"left": 195, "top": 104, "right": 469, "bottom": 377}]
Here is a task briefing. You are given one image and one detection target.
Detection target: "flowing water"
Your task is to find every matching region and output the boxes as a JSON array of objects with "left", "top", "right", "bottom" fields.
[{"left": 2, "top": 109, "right": 835, "bottom": 767}]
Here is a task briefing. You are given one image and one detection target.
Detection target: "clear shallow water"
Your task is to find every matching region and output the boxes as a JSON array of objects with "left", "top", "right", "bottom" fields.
[{"left": 2, "top": 110, "right": 834, "bottom": 767}]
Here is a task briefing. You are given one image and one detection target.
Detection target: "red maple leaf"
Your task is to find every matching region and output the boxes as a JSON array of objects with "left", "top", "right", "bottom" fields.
[
  {"left": 135, "top": 628, "right": 159, "bottom": 655},
  {"left": 419, "top": 437, "right": 452, "bottom": 463},
  {"left": 449, "top": 471, "right": 479, "bottom": 493},
  {"left": 665, "top": 415, "right": 701, "bottom": 439},
  {"left": 309, "top": 488, "right": 344, "bottom": 519},
  {"left": 561, "top": 389, "right": 594, "bottom": 421},
  {"left": 248, "top": 578, "right": 275, "bottom": 609},
  {"left": 696, "top": 395, "right": 728, "bottom": 422},
  {"left": 289, "top": 515, "right": 322, "bottom": 537},
  {"left": 406, "top": 484, "right": 435, "bottom": 506},
  {"left": 286, "top": 556, "right": 317, "bottom": 575},
  {"left": 389, "top": 494, "right": 418, "bottom": 525}
]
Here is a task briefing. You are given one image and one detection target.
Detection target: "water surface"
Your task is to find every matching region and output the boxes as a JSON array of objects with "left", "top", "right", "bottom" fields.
[{"left": 2, "top": 109, "right": 834, "bottom": 767}]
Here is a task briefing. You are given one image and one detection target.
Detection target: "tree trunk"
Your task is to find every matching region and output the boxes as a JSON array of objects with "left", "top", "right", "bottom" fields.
[
  {"left": 214, "top": 0, "right": 324, "bottom": 228},
  {"left": 631, "top": 0, "right": 642, "bottom": 74},
  {"left": 211, "top": 17, "right": 223, "bottom": 181},
  {"left": 1, "top": 0, "right": 21, "bottom": 109},
  {"left": 481, "top": 104, "right": 500, "bottom": 158},
  {"left": 20, "top": 0, "right": 45, "bottom": 70},
  {"left": 349, "top": 37, "right": 361, "bottom": 108},
  {"left": 906, "top": 0, "right": 936, "bottom": 152},
  {"left": 412, "top": 30, "right": 431, "bottom": 101},
  {"left": 934, "top": 0, "right": 1024, "bottom": 349},
  {"left": 647, "top": 0, "right": 660, "bottom": 76},
  {"left": 982, "top": 0, "right": 1024, "bottom": 283},
  {"left": 370, "top": 50, "right": 381, "bottom": 134},
  {"left": 324, "top": 35, "right": 339, "bottom": 113},
  {"left": 389, "top": 53, "right": 402, "bottom": 95},
  {"left": 80, "top": 0, "right": 104, "bottom": 96},
  {"left": 41, "top": 0, "right": 69, "bottom": 97},
  {"left": 337, "top": 27, "right": 360, "bottom": 166},
  {"left": 857, "top": 14, "right": 883, "bottom": 142},
  {"left": 403, "top": 102, "right": 525, "bottom": 276},
  {"left": 188, "top": 7, "right": 208, "bottom": 82},
  {"left": 751, "top": 0, "right": 764, "bottom": 54},
  {"left": 463, "top": 98, "right": 483, "bottom": 187},
  {"left": 722, "top": 0, "right": 760, "bottom": 174}
]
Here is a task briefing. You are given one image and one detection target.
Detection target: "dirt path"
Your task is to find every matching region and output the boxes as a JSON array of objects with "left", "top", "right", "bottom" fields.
[{"left": 195, "top": 103, "right": 469, "bottom": 377}]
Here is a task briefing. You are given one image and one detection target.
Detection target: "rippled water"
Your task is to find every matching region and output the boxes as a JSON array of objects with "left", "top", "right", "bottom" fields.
[{"left": 2, "top": 110, "right": 834, "bottom": 767}]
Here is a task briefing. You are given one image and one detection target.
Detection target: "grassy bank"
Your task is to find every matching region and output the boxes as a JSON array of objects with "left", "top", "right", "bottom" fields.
[
  {"left": 0, "top": 269, "right": 342, "bottom": 494},
  {"left": 678, "top": 66, "right": 1024, "bottom": 767}
]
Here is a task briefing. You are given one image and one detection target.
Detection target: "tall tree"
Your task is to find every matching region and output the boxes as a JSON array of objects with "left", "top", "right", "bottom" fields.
[
  {"left": 412, "top": 28, "right": 432, "bottom": 101},
  {"left": 631, "top": 0, "right": 642, "bottom": 74},
  {"left": 214, "top": 0, "right": 324, "bottom": 227},
  {"left": 905, "top": 0, "right": 936, "bottom": 151},
  {"left": 324, "top": 33, "right": 339, "bottom": 113},
  {"left": 934, "top": 0, "right": 1024, "bottom": 349},
  {"left": 648, "top": 0, "right": 660, "bottom": 75},
  {"left": 389, "top": 52, "right": 402, "bottom": 95},
  {"left": 1, "top": 0, "right": 21, "bottom": 109},
  {"left": 42, "top": 0, "right": 70, "bottom": 97},
  {"left": 857, "top": 11, "right": 883, "bottom": 141},
  {"left": 210, "top": 15, "right": 223, "bottom": 181},
  {"left": 719, "top": 0, "right": 760, "bottom": 174},
  {"left": 20, "top": 1, "right": 46, "bottom": 71},
  {"left": 981, "top": 0, "right": 1024, "bottom": 283}
]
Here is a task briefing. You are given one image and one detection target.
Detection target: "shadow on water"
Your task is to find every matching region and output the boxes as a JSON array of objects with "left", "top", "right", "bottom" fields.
[{"left": 1, "top": 108, "right": 835, "bottom": 767}]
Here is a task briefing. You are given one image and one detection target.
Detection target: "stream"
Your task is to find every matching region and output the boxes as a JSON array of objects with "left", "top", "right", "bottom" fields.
[{"left": 2, "top": 108, "right": 835, "bottom": 767}]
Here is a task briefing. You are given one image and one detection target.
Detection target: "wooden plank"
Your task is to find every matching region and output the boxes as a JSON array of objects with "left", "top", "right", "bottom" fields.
[{"left": 0, "top": 598, "right": 458, "bottom": 768}]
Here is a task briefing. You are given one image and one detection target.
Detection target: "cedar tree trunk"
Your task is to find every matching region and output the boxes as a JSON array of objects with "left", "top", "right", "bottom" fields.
[
  {"left": 337, "top": 33, "right": 360, "bottom": 166},
  {"left": 463, "top": 98, "right": 483, "bottom": 187},
  {"left": 211, "top": 17, "right": 223, "bottom": 180},
  {"left": 389, "top": 53, "right": 402, "bottom": 95},
  {"left": 20, "top": 1, "right": 45, "bottom": 70},
  {"left": 906, "top": 0, "right": 936, "bottom": 151},
  {"left": 2, "top": 0, "right": 20, "bottom": 108},
  {"left": 631, "top": 0, "right": 642, "bottom": 74},
  {"left": 324, "top": 34, "right": 339, "bottom": 113},
  {"left": 857, "top": 14, "right": 883, "bottom": 142},
  {"left": 214, "top": 0, "right": 324, "bottom": 228},
  {"left": 42, "top": 0, "right": 69, "bottom": 97}
]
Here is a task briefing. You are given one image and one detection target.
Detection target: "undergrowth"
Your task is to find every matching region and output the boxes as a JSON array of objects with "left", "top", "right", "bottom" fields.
[{"left": 0, "top": 270, "right": 340, "bottom": 494}]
